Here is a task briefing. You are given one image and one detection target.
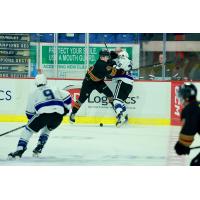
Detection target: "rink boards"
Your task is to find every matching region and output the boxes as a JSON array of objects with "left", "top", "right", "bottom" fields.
[{"left": 0, "top": 78, "right": 200, "bottom": 125}]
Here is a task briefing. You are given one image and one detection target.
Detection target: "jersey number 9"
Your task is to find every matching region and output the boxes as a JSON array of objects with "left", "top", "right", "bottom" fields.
[{"left": 43, "top": 89, "right": 55, "bottom": 100}]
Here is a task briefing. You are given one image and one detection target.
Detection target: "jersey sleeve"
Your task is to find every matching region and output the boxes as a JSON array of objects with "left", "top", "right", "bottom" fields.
[
  {"left": 181, "top": 108, "right": 186, "bottom": 120},
  {"left": 181, "top": 107, "right": 199, "bottom": 135},
  {"left": 110, "top": 51, "right": 118, "bottom": 59},
  {"left": 25, "top": 92, "right": 36, "bottom": 120},
  {"left": 178, "top": 106, "right": 198, "bottom": 146},
  {"left": 59, "top": 90, "right": 72, "bottom": 111}
]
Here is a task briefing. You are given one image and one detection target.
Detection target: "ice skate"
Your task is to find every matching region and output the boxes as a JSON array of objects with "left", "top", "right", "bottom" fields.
[
  {"left": 116, "top": 111, "right": 129, "bottom": 127},
  {"left": 124, "top": 114, "right": 128, "bottom": 124},
  {"left": 116, "top": 112, "right": 126, "bottom": 127},
  {"left": 33, "top": 144, "right": 44, "bottom": 157},
  {"left": 69, "top": 113, "right": 76, "bottom": 124},
  {"left": 8, "top": 148, "right": 27, "bottom": 160}
]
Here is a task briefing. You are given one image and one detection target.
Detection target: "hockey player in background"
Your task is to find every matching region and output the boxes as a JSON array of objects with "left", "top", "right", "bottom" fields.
[
  {"left": 111, "top": 49, "right": 133, "bottom": 127},
  {"left": 174, "top": 83, "right": 200, "bottom": 166},
  {"left": 69, "top": 50, "right": 116, "bottom": 124},
  {"left": 8, "top": 74, "right": 71, "bottom": 159}
]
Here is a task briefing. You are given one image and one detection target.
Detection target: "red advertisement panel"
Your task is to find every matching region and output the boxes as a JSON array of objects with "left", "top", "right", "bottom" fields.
[
  {"left": 64, "top": 85, "right": 81, "bottom": 107},
  {"left": 170, "top": 81, "right": 184, "bottom": 125}
]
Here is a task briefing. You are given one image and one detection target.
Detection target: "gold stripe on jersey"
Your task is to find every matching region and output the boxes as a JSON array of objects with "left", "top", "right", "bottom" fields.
[
  {"left": 87, "top": 67, "right": 102, "bottom": 82},
  {"left": 74, "top": 101, "right": 81, "bottom": 110},
  {"left": 179, "top": 133, "right": 194, "bottom": 147},
  {"left": 110, "top": 68, "right": 117, "bottom": 76}
]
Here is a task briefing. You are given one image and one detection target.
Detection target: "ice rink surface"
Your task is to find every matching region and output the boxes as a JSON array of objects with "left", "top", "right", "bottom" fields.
[{"left": 0, "top": 122, "right": 199, "bottom": 166}]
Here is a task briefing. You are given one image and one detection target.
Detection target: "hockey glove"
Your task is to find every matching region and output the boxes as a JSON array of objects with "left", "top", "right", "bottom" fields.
[
  {"left": 174, "top": 141, "right": 190, "bottom": 155},
  {"left": 108, "top": 59, "right": 116, "bottom": 66},
  {"left": 110, "top": 51, "right": 118, "bottom": 59},
  {"left": 63, "top": 107, "right": 70, "bottom": 116},
  {"left": 116, "top": 68, "right": 125, "bottom": 75}
]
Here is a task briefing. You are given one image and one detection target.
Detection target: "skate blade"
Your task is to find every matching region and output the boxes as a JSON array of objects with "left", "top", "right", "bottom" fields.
[
  {"left": 69, "top": 120, "right": 75, "bottom": 124},
  {"left": 116, "top": 124, "right": 122, "bottom": 128},
  {"left": 7, "top": 155, "right": 14, "bottom": 160},
  {"left": 116, "top": 120, "right": 128, "bottom": 128},
  {"left": 116, "top": 122, "right": 124, "bottom": 128},
  {"left": 32, "top": 152, "right": 40, "bottom": 158},
  {"left": 7, "top": 155, "right": 20, "bottom": 160}
]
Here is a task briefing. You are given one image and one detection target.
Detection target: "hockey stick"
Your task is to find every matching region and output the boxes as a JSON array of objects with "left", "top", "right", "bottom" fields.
[
  {"left": 190, "top": 146, "right": 200, "bottom": 150},
  {"left": 0, "top": 125, "right": 25, "bottom": 137},
  {"left": 104, "top": 42, "right": 109, "bottom": 51}
]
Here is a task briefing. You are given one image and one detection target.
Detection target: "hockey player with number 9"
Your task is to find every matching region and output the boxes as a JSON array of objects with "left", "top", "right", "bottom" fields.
[{"left": 8, "top": 74, "right": 72, "bottom": 159}]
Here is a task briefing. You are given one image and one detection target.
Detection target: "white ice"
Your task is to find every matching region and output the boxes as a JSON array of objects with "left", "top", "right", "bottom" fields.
[{"left": 0, "top": 122, "right": 199, "bottom": 166}]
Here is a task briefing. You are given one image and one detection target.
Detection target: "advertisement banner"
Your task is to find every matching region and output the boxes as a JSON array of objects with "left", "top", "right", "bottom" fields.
[
  {"left": 0, "top": 34, "right": 29, "bottom": 41},
  {"left": 0, "top": 34, "right": 30, "bottom": 78},
  {"left": 0, "top": 79, "right": 17, "bottom": 112},
  {"left": 0, "top": 42, "right": 30, "bottom": 49},
  {"left": 0, "top": 79, "right": 171, "bottom": 125},
  {"left": 60, "top": 81, "right": 171, "bottom": 119},
  {"left": 171, "top": 81, "right": 200, "bottom": 126},
  {"left": 0, "top": 65, "right": 28, "bottom": 72},
  {"left": 0, "top": 79, "right": 34, "bottom": 114},
  {"left": 63, "top": 85, "right": 81, "bottom": 107},
  {"left": 0, "top": 57, "right": 29, "bottom": 64},
  {"left": 170, "top": 81, "right": 184, "bottom": 126},
  {"left": 3, "top": 78, "right": 200, "bottom": 125},
  {"left": 0, "top": 72, "right": 28, "bottom": 78},
  {"left": 39, "top": 44, "right": 134, "bottom": 79},
  {"left": 0, "top": 50, "right": 29, "bottom": 56},
  {"left": 42, "top": 46, "right": 133, "bottom": 65}
]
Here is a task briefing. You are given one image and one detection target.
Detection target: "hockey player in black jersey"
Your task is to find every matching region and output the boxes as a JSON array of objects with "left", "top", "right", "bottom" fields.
[
  {"left": 69, "top": 50, "right": 117, "bottom": 123},
  {"left": 174, "top": 83, "right": 200, "bottom": 166}
]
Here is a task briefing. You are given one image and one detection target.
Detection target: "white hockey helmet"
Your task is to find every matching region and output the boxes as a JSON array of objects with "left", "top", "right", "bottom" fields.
[
  {"left": 115, "top": 47, "right": 123, "bottom": 54},
  {"left": 35, "top": 74, "right": 47, "bottom": 87},
  {"left": 118, "top": 50, "right": 129, "bottom": 58}
]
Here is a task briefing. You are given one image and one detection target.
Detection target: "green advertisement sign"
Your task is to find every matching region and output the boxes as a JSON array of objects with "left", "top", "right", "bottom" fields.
[
  {"left": 42, "top": 46, "right": 132, "bottom": 66},
  {"left": 30, "top": 43, "right": 137, "bottom": 78}
]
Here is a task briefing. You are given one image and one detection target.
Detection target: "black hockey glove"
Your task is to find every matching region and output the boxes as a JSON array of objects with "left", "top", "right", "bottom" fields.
[
  {"left": 174, "top": 142, "right": 190, "bottom": 155},
  {"left": 63, "top": 107, "right": 70, "bottom": 116},
  {"left": 105, "top": 74, "right": 113, "bottom": 80},
  {"left": 116, "top": 68, "right": 125, "bottom": 75},
  {"left": 107, "top": 59, "right": 116, "bottom": 67},
  {"left": 110, "top": 51, "right": 118, "bottom": 59}
]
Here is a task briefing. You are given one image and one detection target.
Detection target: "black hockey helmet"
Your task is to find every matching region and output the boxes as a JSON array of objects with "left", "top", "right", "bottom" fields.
[
  {"left": 99, "top": 49, "right": 110, "bottom": 57},
  {"left": 177, "top": 83, "right": 197, "bottom": 102}
]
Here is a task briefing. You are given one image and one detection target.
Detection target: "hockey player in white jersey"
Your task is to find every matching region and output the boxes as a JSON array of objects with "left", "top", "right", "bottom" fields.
[
  {"left": 112, "top": 50, "right": 133, "bottom": 127},
  {"left": 8, "top": 74, "right": 72, "bottom": 159}
]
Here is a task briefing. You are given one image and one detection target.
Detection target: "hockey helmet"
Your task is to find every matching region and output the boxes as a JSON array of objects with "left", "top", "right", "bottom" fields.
[
  {"left": 99, "top": 50, "right": 110, "bottom": 57},
  {"left": 118, "top": 50, "right": 129, "bottom": 58},
  {"left": 177, "top": 83, "right": 197, "bottom": 102},
  {"left": 115, "top": 47, "right": 123, "bottom": 54},
  {"left": 35, "top": 74, "right": 47, "bottom": 87}
]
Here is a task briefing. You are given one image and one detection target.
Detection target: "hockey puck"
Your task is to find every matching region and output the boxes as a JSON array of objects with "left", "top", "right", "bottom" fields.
[{"left": 99, "top": 123, "right": 103, "bottom": 127}]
